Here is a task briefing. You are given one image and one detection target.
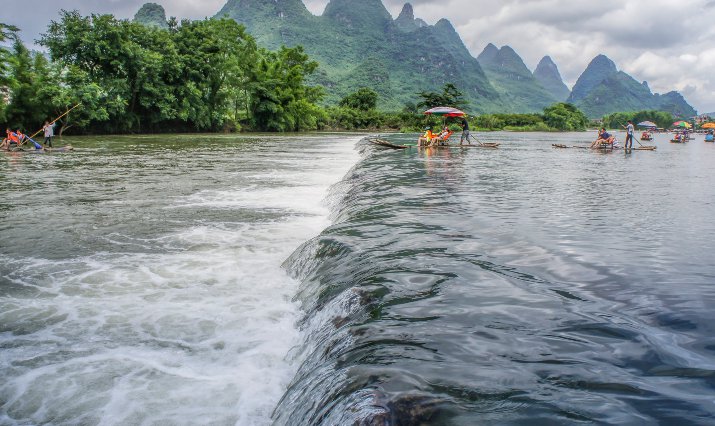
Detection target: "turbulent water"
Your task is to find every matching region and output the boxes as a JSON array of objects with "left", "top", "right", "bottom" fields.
[
  {"left": 0, "top": 134, "right": 360, "bottom": 425},
  {"left": 2, "top": 132, "right": 715, "bottom": 425}
]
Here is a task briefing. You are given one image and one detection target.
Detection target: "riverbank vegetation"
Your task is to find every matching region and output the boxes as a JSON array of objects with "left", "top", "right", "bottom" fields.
[
  {"left": 601, "top": 111, "right": 675, "bottom": 130},
  {"left": 1, "top": 13, "right": 325, "bottom": 134}
]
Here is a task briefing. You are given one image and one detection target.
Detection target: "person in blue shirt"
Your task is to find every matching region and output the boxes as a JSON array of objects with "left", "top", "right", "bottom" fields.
[{"left": 591, "top": 128, "right": 614, "bottom": 148}]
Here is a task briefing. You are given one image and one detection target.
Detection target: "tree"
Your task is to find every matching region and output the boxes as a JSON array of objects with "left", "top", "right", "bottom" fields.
[
  {"left": 4, "top": 40, "right": 48, "bottom": 130},
  {"left": 248, "top": 46, "right": 324, "bottom": 131},
  {"left": 0, "top": 23, "right": 19, "bottom": 122},
  {"left": 542, "top": 102, "right": 588, "bottom": 131},
  {"left": 339, "top": 87, "right": 378, "bottom": 111},
  {"left": 416, "top": 83, "right": 468, "bottom": 110},
  {"left": 174, "top": 18, "right": 257, "bottom": 131},
  {"left": 602, "top": 110, "right": 674, "bottom": 130},
  {"left": 41, "top": 11, "right": 181, "bottom": 132}
]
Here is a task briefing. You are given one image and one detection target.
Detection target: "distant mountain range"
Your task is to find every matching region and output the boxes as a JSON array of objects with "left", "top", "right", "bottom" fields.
[
  {"left": 567, "top": 55, "right": 695, "bottom": 118},
  {"left": 134, "top": 0, "right": 696, "bottom": 117}
]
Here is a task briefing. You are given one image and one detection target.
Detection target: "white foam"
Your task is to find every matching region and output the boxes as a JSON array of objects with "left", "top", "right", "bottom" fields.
[{"left": 0, "top": 135, "right": 362, "bottom": 425}]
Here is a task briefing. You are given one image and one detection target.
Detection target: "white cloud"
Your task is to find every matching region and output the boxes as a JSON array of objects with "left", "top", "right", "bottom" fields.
[{"left": 3, "top": 0, "right": 714, "bottom": 112}]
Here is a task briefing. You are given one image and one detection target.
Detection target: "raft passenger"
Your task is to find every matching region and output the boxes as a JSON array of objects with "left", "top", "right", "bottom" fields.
[
  {"left": 1, "top": 128, "right": 19, "bottom": 150},
  {"left": 417, "top": 127, "right": 434, "bottom": 147},
  {"left": 431, "top": 126, "right": 453, "bottom": 146},
  {"left": 591, "top": 128, "right": 614, "bottom": 148}
]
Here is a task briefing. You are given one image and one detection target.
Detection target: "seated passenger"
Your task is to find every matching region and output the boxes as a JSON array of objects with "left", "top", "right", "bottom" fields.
[
  {"left": 1, "top": 128, "right": 19, "bottom": 150},
  {"left": 591, "top": 128, "right": 615, "bottom": 148},
  {"left": 431, "top": 126, "right": 453, "bottom": 146},
  {"left": 417, "top": 127, "right": 434, "bottom": 147}
]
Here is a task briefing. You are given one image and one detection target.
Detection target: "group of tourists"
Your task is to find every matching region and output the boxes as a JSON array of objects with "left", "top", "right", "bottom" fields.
[
  {"left": 0, "top": 121, "right": 55, "bottom": 151},
  {"left": 417, "top": 126, "right": 453, "bottom": 147},
  {"left": 590, "top": 120, "right": 636, "bottom": 149},
  {"left": 416, "top": 118, "right": 471, "bottom": 147},
  {"left": 672, "top": 131, "right": 690, "bottom": 143}
]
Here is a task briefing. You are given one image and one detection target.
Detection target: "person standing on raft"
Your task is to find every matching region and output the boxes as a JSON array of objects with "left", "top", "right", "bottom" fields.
[
  {"left": 459, "top": 117, "right": 470, "bottom": 146},
  {"left": 43, "top": 121, "right": 55, "bottom": 148},
  {"left": 624, "top": 120, "right": 635, "bottom": 150}
]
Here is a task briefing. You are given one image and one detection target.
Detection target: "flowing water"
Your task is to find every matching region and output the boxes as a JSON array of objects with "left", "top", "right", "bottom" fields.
[
  {"left": 0, "top": 134, "right": 360, "bottom": 425},
  {"left": 2, "top": 132, "right": 715, "bottom": 425}
]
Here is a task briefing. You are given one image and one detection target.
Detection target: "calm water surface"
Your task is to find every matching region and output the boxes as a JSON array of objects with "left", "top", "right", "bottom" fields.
[{"left": 2, "top": 132, "right": 715, "bottom": 425}]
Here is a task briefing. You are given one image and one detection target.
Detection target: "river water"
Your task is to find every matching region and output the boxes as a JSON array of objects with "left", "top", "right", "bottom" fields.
[{"left": 2, "top": 132, "right": 715, "bottom": 425}]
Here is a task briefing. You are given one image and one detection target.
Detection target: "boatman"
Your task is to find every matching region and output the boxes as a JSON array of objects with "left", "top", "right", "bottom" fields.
[
  {"left": 459, "top": 117, "right": 470, "bottom": 145},
  {"left": 624, "top": 120, "right": 635, "bottom": 150},
  {"left": 43, "top": 120, "right": 55, "bottom": 148}
]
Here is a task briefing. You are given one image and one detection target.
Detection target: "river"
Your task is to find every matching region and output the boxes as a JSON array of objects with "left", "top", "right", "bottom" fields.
[{"left": 2, "top": 132, "right": 715, "bottom": 425}]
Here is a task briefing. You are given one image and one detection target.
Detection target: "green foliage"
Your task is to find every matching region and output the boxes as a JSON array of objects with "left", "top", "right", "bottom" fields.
[
  {"left": 4, "top": 40, "right": 48, "bottom": 130},
  {"left": 248, "top": 46, "right": 324, "bottom": 131},
  {"left": 542, "top": 103, "right": 588, "bottom": 131},
  {"left": 474, "top": 113, "right": 542, "bottom": 130},
  {"left": 601, "top": 110, "right": 674, "bottom": 130},
  {"left": 473, "top": 102, "right": 588, "bottom": 132},
  {"left": 339, "top": 87, "right": 378, "bottom": 111},
  {"left": 0, "top": 23, "right": 20, "bottom": 121},
  {"left": 3, "top": 12, "right": 326, "bottom": 134},
  {"left": 416, "top": 83, "right": 467, "bottom": 110},
  {"left": 218, "top": 1, "right": 500, "bottom": 112}
]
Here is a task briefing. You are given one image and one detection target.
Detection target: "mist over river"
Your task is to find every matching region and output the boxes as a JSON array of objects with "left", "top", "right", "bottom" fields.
[{"left": 2, "top": 132, "right": 715, "bottom": 425}]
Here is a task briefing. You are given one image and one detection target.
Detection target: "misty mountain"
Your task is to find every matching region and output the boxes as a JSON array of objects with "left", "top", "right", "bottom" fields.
[
  {"left": 133, "top": 3, "right": 169, "bottom": 29},
  {"left": 477, "top": 44, "right": 558, "bottom": 112},
  {"left": 213, "top": 0, "right": 500, "bottom": 112},
  {"left": 533, "top": 56, "right": 571, "bottom": 101},
  {"left": 133, "top": 1, "right": 696, "bottom": 117}
]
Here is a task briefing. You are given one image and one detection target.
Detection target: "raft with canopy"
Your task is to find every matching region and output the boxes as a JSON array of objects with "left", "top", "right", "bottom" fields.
[{"left": 423, "top": 107, "right": 500, "bottom": 148}]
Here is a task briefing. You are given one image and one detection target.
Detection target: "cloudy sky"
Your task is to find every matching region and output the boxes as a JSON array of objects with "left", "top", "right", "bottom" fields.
[{"left": 2, "top": 0, "right": 714, "bottom": 113}]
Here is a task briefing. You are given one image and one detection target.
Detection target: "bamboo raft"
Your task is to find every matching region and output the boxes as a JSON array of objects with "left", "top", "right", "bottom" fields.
[
  {"left": 369, "top": 138, "right": 409, "bottom": 149},
  {"left": 428, "top": 142, "right": 500, "bottom": 149},
  {"left": 369, "top": 138, "right": 500, "bottom": 149},
  {"left": 1, "top": 145, "right": 74, "bottom": 153},
  {"left": 566, "top": 145, "right": 656, "bottom": 151}
]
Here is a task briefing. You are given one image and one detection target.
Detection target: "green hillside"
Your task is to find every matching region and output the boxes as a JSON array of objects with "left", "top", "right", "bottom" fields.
[
  {"left": 214, "top": 0, "right": 500, "bottom": 112},
  {"left": 132, "top": 0, "right": 695, "bottom": 116},
  {"left": 569, "top": 54, "right": 696, "bottom": 118},
  {"left": 477, "top": 44, "right": 557, "bottom": 112}
]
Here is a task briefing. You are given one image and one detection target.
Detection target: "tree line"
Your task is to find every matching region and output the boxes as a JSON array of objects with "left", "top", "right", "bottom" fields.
[
  {"left": 0, "top": 12, "right": 325, "bottom": 134},
  {"left": 601, "top": 111, "right": 675, "bottom": 130}
]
